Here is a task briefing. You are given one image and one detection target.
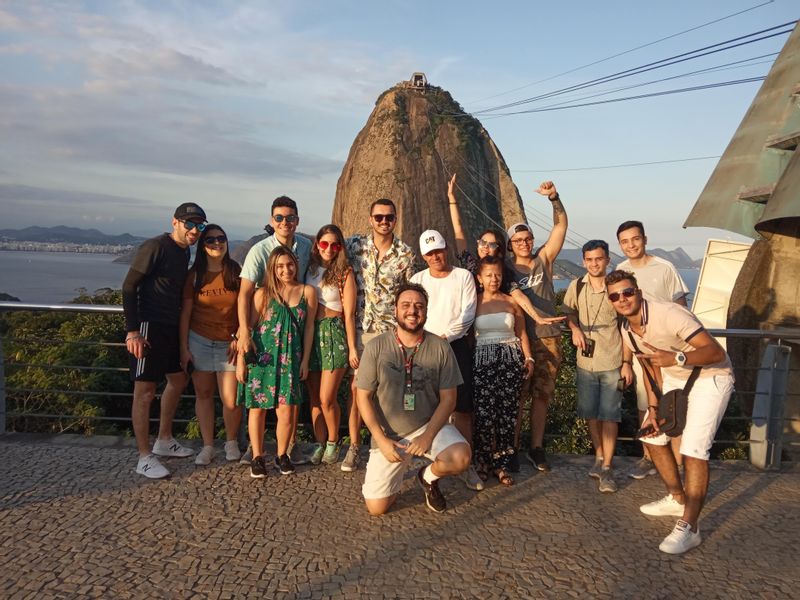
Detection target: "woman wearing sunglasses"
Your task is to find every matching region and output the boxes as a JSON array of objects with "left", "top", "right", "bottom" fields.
[
  {"left": 179, "top": 224, "right": 243, "bottom": 465},
  {"left": 305, "top": 225, "right": 359, "bottom": 465},
  {"left": 447, "top": 173, "right": 564, "bottom": 327}
]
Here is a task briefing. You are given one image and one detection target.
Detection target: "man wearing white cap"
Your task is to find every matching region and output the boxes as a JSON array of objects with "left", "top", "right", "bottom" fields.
[
  {"left": 507, "top": 181, "right": 568, "bottom": 472},
  {"left": 410, "top": 230, "right": 481, "bottom": 490}
]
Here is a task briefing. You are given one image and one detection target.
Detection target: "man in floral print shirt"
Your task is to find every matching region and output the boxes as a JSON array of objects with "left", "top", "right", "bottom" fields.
[{"left": 341, "top": 198, "right": 416, "bottom": 471}]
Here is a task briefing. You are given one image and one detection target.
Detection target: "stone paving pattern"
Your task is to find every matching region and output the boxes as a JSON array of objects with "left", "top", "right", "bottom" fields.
[{"left": 1, "top": 433, "right": 798, "bottom": 599}]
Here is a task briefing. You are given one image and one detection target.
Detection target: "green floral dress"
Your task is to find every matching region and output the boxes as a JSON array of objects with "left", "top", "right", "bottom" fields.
[{"left": 242, "top": 296, "right": 307, "bottom": 409}]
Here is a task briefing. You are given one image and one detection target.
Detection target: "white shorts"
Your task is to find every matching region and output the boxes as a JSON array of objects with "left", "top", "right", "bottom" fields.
[
  {"left": 362, "top": 423, "right": 467, "bottom": 500},
  {"left": 641, "top": 373, "right": 734, "bottom": 460}
]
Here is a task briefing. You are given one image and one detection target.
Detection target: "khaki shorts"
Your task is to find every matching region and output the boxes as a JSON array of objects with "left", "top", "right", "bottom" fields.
[
  {"left": 362, "top": 423, "right": 466, "bottom": 500},
  {"left": 520, "top": 335, "right": 563, "bottom": 402}
]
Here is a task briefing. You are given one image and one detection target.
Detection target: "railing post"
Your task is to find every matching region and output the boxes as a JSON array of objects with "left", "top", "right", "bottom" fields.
[
  {"left": 0, "top": 335, "right": 6, "bottom": 433},
  {"left": 749, "top": 344, "right": 791, "bottom": 470}
]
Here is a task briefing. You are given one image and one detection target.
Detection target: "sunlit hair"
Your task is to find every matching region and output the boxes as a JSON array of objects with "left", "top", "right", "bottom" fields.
[
  {"left": 370, "top": 198, "right": 396, "bottom": 214},
  {"left": 477, "top": 228, "right": 506, "bottom": 259},
  {"left": 582, "top": 239, "right": 609, "bottom": 258},
  {"left": 616, "top": 220, "right": 644, "bottom": 239},
  {"left": 192, "top": 224, "right": 241, "bottom": 295},
  {"left": 272, "top": 195, "right": 298, "bottom": 216},
  {"left": 263, "top": 246, "right": 299, "bottom": 304},
  {"left": 308, "top": 224, "right": 351, "bottom": 287},
  {"left": 394, "top": 282, "right": 428, "bottom": 307},
  {"left": 605, "top": 269, "right": 638, "bottom": 289}
]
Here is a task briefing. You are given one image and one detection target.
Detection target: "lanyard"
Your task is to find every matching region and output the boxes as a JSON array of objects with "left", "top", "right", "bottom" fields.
[{"left": 395, "top": 331, "right": 424, "bottom": 392}]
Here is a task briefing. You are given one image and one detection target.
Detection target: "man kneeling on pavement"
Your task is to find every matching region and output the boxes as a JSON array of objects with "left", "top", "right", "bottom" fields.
[
  {"left": 356, "top": 283, "right": 471, "bottom": 515},
  {"left": 606, "top": 269, "right": 734, "bottom": 554}
]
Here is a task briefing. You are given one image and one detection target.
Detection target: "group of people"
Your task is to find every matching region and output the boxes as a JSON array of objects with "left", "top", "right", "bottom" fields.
[{"left": 122, "top": 178, "right": 734, "bottom": 555}]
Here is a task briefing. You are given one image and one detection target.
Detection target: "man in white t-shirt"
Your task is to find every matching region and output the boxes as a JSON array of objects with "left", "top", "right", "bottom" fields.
[
  {"left": 616, "top": 220, "right": 690, "bottom": 480},
  {"left": 410, "top": 229, "right": 480, "bottom": 491}
]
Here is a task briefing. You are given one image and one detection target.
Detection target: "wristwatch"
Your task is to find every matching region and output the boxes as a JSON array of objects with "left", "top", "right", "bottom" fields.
[{"left": 675, "top": 351, "right": 687, "bottom": 367}]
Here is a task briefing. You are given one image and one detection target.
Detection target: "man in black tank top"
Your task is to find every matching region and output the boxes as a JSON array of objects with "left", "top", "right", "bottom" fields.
[
  {"left": 507, "top": 181, "right": 568, "bottom": 472},
  {"left": 122, "top": 202, "right": 206, "bottom": 479}
]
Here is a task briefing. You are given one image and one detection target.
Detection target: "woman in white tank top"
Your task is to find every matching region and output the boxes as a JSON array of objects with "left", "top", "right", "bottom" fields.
[
  {"left": 305, "top": 225, "right": 359, "bottom": 466},
  {"left": 473, "top": 256, "right": 534, "bottom": 486}
]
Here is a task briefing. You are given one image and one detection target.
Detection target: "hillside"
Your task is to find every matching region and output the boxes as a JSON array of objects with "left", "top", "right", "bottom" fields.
[{"left": 0, "top": 226, "right": 143, "bottom": 245}]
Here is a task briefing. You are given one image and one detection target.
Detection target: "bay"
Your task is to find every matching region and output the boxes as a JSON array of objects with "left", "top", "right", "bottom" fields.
[{"left": 0, "top": 251, "right": 129, "bottom": 303}]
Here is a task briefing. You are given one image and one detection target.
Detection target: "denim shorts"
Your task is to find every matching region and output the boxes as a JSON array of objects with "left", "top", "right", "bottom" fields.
[
  {"left": 188, "top": 330, "right": 236, "bottom": 372},
  {"left": 576, "top": 367, "right": 622, "bottom": 422}
]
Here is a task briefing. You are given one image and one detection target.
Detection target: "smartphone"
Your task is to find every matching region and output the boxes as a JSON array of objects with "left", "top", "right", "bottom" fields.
[
  {"left": 636, "top": 424, "right": 656, "bottom": 439},
  {"left": 185, "top": 361, "right": 195, "bottom": 375}
]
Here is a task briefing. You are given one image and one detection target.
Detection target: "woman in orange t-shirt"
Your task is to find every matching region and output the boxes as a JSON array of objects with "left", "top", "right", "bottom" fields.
[{"left": 179, "top": 224, "right": 242, "bottom": 465}]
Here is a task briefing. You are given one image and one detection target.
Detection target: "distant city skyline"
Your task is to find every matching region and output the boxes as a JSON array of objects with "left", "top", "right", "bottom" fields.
[{"left": 1, "top": 1, "right": 795, "bottom": 258}]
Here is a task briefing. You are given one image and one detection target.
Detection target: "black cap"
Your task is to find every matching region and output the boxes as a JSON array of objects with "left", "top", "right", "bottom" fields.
[{"left": 174, "top": 202, "right": 207, "bottom": 222}]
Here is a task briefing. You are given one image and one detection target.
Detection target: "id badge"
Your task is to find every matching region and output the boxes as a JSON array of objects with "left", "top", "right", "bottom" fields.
[{"left": 403, "top": 392, "right": 416, "bottom": 411}]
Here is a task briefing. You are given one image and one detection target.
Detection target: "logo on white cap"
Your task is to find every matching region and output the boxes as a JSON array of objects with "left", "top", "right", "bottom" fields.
[{"left": 419, "top": 229, "right": 446, "bottom": 255}]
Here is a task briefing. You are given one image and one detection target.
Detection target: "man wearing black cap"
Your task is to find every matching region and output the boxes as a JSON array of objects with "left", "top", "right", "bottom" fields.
[{"left": 123, "top": 202, "right": 207, "bottom": 479}]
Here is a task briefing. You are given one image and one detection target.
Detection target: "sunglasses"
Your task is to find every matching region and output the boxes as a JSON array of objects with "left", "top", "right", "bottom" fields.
[
  {"left": 204, "top": 235, "right": 227, "bottom": 245},
  {"left": 477, "top": 239, "right": 499, "bottom": 251},
  {"left": 371, "top": 213, "right": 396, "bottom": 223},
  {"left": 181, "top": 220, "right": 206, "bottom": 232},
  {"left": 318, "top": 240, "right": 341, "bottom": 252},
  {"left": 511, "top": 236, "right": 533, "bottom": 245},
  {"left": 273, "top": 214, "right": 298, "bottom": 224},
  {"left": 608, "top": 287, "right": 638, "bottom": 302}
]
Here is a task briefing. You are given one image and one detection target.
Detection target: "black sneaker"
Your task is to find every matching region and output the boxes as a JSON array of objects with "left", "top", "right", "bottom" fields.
[
  {"left": 275, "top": 454, "right": 295, "bottom": 475},
  {"left": 417, "top": 467, "right": 446, "bottom": 513},
  {"left": 527, "top": 447, "right": 551, "bottom": 472},
  {"left": 250, "top": 456, "right": 267, "bottom": 479},
  {"left": 508, "top": 450, "right": 520, "bottom": 473}
]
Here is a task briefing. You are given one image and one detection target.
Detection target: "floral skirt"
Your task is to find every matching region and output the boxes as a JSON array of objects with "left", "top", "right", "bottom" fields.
[{"left": 309, "top": 316, "right": 348, "bottom": 372}]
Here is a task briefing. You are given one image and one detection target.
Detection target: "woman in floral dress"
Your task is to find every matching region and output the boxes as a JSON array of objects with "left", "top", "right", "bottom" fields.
[
  {"left": 237, "top": 246, "right": 317, "bottom": 478},
  {"left": 305, "top": 225, "right": 359, "bottom": 466}
]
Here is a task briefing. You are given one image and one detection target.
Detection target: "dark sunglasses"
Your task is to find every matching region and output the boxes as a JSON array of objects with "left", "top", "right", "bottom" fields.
[
  {"left": 204, "top": 235, "right": 227, "bottom": 245},
  {"left": 608, "top": 287, "right": 638, "bottom": 302},
  {"left": 371, "top": 213, "right": 396, "bottom": 223},
  {"left": 477, "top": 239, "right": 500, "bottom": 251},
  {"left": 318, "top": 240, "right": 342, "bottom": 252},
  {"left": 273, "top": 214, "right": 298, "bottom": 224},
  {"left": 181, "top": 220, "right": 207, "bottom": 232}
]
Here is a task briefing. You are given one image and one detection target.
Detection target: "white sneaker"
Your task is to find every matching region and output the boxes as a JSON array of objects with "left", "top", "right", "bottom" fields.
[
  {"left": 224, "top": 441, "right": 242, "bottom": 462},
  {"left": 195, "top": 445, "right": 215, "bottom": 466},
  {"left": 659, "top": 520, "right": 702, "bottom": 554},
  {"left": 640, "top": 494, "right": 685, "bottom": 517},
  {"left": 152, "top": 437, "right": 194, "bottom": 458},
  {"left": 461, "top": 466, "right": 485, "bottom": 491},
  {"left": 136, "top": 454, "right": 169, "bottom": 479}
]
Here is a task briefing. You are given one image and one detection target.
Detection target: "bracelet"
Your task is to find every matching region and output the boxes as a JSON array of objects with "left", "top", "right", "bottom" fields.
[
  {"left": 449, "top": 202, "right": 457, "bottom": 205},
  {"left": 231, "top": 333, "right": 239, "bottom": 341},
  {"left": 548, "top": 193, "right": 560, "bottom": 202},
  {"left": 648, "top": 405, "right": 658, "bottom": 410},
  {"left": 524, "top": 357, "right": 534, "bottom": 363},
  {"left": 126, "top": 334, "right": 140, "bottom": 342},
  {"left": 622, "top": 359, "right": 632, "bottom": 365}
]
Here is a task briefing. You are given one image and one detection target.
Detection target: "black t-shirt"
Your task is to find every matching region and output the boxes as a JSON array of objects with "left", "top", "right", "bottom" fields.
[{"left": 122, "top": 233, "right": 190, "bottom": 331}]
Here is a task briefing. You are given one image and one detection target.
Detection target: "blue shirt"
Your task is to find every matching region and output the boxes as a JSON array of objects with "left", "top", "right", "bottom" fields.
[{"left": 240, "top": 234, "right": 312, "bottom": 287}]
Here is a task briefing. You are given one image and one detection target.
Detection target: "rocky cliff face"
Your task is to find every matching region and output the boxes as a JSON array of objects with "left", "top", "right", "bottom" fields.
[{"left": 331, "top": 82, "right": 526, "bottom": 258}]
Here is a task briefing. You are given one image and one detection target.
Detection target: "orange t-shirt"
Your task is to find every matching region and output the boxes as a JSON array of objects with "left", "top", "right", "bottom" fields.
[{"left": 183, "top": 270, "right": 238, "bottom": 341}]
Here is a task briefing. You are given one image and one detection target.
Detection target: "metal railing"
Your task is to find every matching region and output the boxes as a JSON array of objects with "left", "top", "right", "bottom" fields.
[{"left": 1, "top": 301, "right": 798, "bottom": 468}]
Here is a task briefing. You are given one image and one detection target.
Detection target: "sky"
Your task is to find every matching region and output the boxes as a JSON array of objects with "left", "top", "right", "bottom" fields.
[{"left": 0, "top": 0, "right": 796, "bottom": 257}]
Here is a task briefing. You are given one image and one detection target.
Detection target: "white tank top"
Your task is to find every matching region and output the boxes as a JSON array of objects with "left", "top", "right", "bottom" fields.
[
  {"left": 306, "top": 267, "right": 343, "bottom": 311},
  {"left": 474, "top": 312, "right": 516, "bottom": 345}
]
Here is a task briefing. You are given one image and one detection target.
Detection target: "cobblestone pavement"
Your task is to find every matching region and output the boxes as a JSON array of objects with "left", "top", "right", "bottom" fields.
[{"left": 0, "top": 434, "right": 798, "bottom": 599}]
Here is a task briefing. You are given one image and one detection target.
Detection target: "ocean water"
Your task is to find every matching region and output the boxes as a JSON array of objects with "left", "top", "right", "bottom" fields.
[
  {"left": 0, "top": 250, "right": 702, "bottom": 305},
  {"left": 0, "top": 251, "right": 130, "bottom": 303}
]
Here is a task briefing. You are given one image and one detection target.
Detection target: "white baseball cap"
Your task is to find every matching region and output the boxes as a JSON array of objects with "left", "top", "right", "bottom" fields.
[{"left": 419, "top": 229, "right": 446, "bottom": 255}]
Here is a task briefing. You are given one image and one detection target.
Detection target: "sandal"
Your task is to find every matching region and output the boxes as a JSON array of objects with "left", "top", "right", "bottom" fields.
[
  {"left": 476, "top": 464, "right": 490, "bottom": 482},
  {"left": 494, "top": 468, "right": 514, "bottom": 487}
]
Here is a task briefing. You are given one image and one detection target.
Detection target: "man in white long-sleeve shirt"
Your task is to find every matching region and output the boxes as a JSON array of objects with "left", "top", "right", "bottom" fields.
[{"left": 411, "top": 229, "right": 481, "bottom": 490}]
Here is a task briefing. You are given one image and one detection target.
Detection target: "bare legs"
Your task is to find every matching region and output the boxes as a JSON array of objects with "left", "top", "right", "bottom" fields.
[
  {"left": 192, "top": 370, "right": 242, "bottom": 447},
  {"left": 647, "top": 443, "right": 707, "bottom": 529},
  {"left": 587, "top": 419, "right": 618, "bottom": 468},
  {"left": 308, "top": 368, "right": 346, "bottom": 444},
  {"left": 132, "top": 371, "right": 187, "bottom": 457}
]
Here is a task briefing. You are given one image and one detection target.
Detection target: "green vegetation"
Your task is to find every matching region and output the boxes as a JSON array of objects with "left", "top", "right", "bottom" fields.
[{"left": 0, "top": 288, "right": 751, "bottom": 460}]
